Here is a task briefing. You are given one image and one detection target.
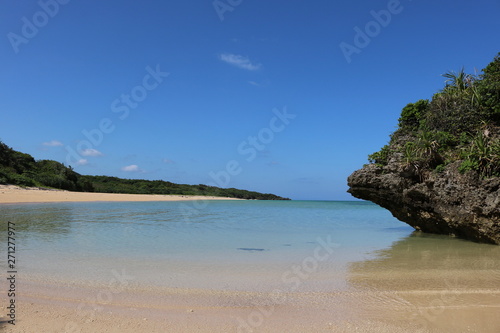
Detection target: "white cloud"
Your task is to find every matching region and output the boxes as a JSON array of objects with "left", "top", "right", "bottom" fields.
[
  {"left": 76, "top": 159, "right": 88, "bottom": 166},
  {"left": 121, "top": 165, "right": 140, "bottom": 172},
  {"left": 162, "top": 158, "right": 175, "bottom": 164},
  {"left": 219, "top": 53, "right": 261, "bottom": 71},
  {"left": 80, "top": 148, "right": 103, "bottom": 157},
  {"left": 249, "top": 80, "right": 270, "bottom": 87},
  {"left": 42, "top": 140, "right": 63, "bottom": 147}
]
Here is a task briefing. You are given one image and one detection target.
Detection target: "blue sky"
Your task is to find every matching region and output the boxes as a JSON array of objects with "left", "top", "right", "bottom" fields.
[{"left": 1, "top": 0, "right": 499, "bottom": 200}]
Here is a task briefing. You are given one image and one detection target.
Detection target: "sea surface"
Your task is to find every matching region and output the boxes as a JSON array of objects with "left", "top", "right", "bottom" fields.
[{"left": 1, "top": 200, "right": 499, "bottom": 293}]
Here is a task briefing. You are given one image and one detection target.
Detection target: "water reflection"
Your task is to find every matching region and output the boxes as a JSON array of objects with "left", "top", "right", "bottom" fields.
[
  {"left": 0, "top": 204, "right": 74, "bottom": 240},
  {"left": 348, "top": 231, "right": 500, "bottom": 332}
]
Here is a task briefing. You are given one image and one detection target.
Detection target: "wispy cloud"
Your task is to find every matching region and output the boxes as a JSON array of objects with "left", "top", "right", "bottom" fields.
[
  {"left": 257, "top": 149, "right": 271, "bottom": 159},
  {"left": 121, "top": 164, "right": 141, "bottom": 172},
  {"left": 248, "top": 80, "right": 269, "bottom": 87},
  {"left": 80, "top": 148, "right": 103, "bottom": 157},
  {"left": 219, "top": 53, "right": 261, "bottom": 71},
  {"left": 162, "top": 158, "right": 175, "bottom": 164},
  {"left": 76, "top": 159, "right": 88, "bottom": 166},
  {"left": 42, "top": 140, "right": 63, "bottom": 147}
]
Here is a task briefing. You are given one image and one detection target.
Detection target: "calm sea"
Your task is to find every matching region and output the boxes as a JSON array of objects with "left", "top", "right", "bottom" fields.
[{"left": 1, "top": 200, "right": 499, "bottom": 292}]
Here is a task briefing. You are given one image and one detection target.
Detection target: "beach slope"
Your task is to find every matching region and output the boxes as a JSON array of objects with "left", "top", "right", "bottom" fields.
[{"left": 0, "top": 185, "right": 241, "bottom": 204}]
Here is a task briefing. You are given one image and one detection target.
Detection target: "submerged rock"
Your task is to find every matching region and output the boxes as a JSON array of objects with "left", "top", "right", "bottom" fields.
[{"left": 347, "top": 162, "right": 500, "bottom": 244}]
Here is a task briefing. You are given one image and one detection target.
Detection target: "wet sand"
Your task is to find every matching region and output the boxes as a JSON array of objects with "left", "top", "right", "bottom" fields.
[
  {"left": 2, "top": 245, "right": 500, "bottom": 333},
  {"left": 347, "top": 233, "right": 500, "bottom": 332},
  {"left": 0, "top": 279, "right": 431, "bottom": 333}
]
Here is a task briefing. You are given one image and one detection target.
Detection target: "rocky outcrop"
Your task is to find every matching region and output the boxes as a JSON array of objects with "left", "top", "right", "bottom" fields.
[{"left": 347, "top": 161, "right": 500, "bottom": 244}]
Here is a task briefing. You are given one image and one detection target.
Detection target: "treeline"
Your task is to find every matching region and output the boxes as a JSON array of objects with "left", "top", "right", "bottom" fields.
[
  {"left": 0, "top": 142, "right": 289, "bottom": 200},
  {"left": 369, "top": 52, "right": 500, "bottom": 178},
  {"left": 0, "top": 141, "right": 93, "bottom": 191},
  {"left": 83, "top": 175, "right": 289, "bottom": 200}
]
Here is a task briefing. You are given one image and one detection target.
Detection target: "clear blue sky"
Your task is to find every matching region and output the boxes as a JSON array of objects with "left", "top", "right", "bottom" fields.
[{"left": 1, "top": 0, "right": 499, "bottom": 200}]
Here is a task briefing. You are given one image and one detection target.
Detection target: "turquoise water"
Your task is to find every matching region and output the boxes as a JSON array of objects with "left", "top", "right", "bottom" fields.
[{"left": 1, "top": 200, "right": 498, "bottom": 292}]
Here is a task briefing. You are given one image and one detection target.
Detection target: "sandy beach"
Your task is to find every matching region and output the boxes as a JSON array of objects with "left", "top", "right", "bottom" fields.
[
  {"left": 0, "top": 278, "right": 438, "bottom": 333},
  {"left": 2, "top": 271, "right": 499, "bottom": 333},
  {"left": 0, "top": 185, "right": 241, "bottom": 204}
]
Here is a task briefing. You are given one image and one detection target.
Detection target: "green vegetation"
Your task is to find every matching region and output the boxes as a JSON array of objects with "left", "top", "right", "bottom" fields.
[
  {"left": 397, "top": 99, "right": 429, "bottom": 133},
  {"left": 83, "top": 175, "right": 288, "bottom": 200},
  {"left": 0, "top": 142, "right": 290, "bottom": 200},
  {"left": 0, "top": 141, "right": 92, "bottom": 190},
  {"left": 458, "top": 129, "right": 500, "bottom": 177},
  {"left": 369, "top": 53, "right": 500, "bottom": 178},
  {"left": 368, "top": 144, "right": 391, "bottom": 166}
]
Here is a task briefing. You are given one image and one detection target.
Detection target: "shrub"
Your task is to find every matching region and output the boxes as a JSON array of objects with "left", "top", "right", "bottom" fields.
[
  {"left": 459, "top": 132, "right": 470, "bottom": 145},
  {"left": 477, "top": 53, "right": 500, "bottom": 124},
  {"left": 459, "top": 130, "right": 500, "bottom": 177},
  {"left": 10, "top": 173, "right": 36, "bottom": 187},
  {"left": 435, "top": 164, "right": 446, "bottom": 173},
  {"left": 434, "top": 131, "right": 457, "bottom": 149},
  {"left": 366, "top": 54, "right": 500, "bottom": 180},
  {"left": 398, "top": 100, "right": 429, "bottom": 132},
  {"left": 425, "top": 93, "right": 489, "bottom": 135},
  {"left": 368, "top": 145, "right": 391, "bottom": 165},
  {"left": 458, "top": 159, "right": 479, "bottom": 174}
]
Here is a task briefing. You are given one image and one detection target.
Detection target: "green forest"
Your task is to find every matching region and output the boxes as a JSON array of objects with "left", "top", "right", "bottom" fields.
[
  {"left": 0, "top": 142, "right": 289, "bottom": 200},
  {"left": 369, "top": 52, "right": 500, "bottom": 178}
]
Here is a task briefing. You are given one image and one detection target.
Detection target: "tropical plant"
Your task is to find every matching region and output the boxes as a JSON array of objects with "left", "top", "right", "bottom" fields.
[
  {"left": 442, "top": 67, "right": 481, "bottom": 104},
  {"left": 442, "top": 67, "right": 474, "bottom": 93},
  {"left": 460, "top": 129, "right": 500, "bottom": 177},
  {"left": 368, "top": 53, "right": 500, "bottom": 182},
  {"left": 402, "top": 142, "right": 418, "bottom": 167},
  {"left": 368, "top": 145, "right": 391, "bottom": 166},
  {"left": 397, "top": 100, "right": 429, "bottom": 132},
  {"left": 477, "top": 53, "right": 500, "bottom": 123}
]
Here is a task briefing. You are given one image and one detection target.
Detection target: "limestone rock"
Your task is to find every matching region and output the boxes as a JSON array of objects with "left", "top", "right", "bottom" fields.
[{"left": 347, "top": 162, "right": 500, "bottom": 244}]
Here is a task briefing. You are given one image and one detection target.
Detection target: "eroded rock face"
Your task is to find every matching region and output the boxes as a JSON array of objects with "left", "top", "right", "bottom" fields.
[{"left": 347, "top": 162, "right": 500, "bottom": 244}]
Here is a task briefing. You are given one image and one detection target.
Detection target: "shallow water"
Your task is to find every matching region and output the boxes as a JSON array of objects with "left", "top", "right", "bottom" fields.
[
  {"left": 0, "top": 201, "right": 410, "bottom": 288},
  {"left": 1, "top": 200, "right": 499, "bottom": 331}
]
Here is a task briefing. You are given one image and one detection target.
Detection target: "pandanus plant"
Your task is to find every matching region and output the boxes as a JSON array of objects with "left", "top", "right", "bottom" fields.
[
  {"left": 462, "top": 127, "right": 500, "bottom": 177},
  {"left": 442, "top": 67, "right": 482, "bottom": 106}
]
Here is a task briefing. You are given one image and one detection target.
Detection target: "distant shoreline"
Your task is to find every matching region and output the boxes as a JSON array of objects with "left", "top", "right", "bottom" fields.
[{"left": 0, "top": 185, "right": 242, "bottom": 204}]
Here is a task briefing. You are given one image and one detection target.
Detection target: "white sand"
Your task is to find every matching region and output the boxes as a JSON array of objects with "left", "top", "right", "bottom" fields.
[{"left": 0, "top": 185, "right": 241, "bottom": 204}]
